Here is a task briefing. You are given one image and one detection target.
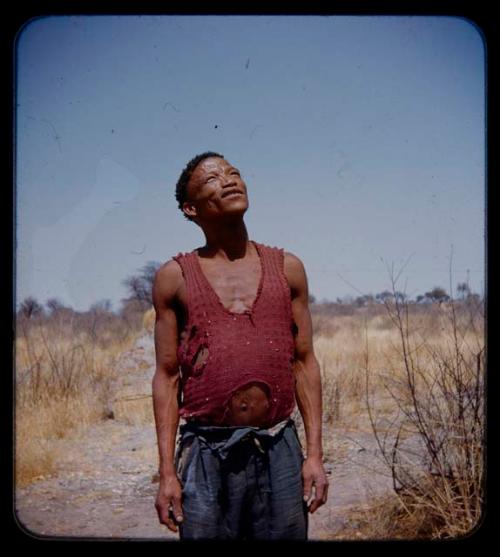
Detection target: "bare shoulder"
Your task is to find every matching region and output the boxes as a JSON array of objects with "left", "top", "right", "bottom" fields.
[
  {"left": 152, "top": 259, "right": 184, "bottom": 309},
  {"left": 283, "top": 251, "right": 305, "bottom": 273},
  {"left": 283, "top": 251, "right": 308, "bottom": 297}
]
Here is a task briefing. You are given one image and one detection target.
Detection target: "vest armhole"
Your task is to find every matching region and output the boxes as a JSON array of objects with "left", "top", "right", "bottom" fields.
[
  {"left": 171, "top": 253, "right": 190, "bottom": 336},
  {"left": 274, "top": 247, "right": 296, "bottom": 331},
  {"left": 276, "top": 247, "right": 292, "bottom": 296}
]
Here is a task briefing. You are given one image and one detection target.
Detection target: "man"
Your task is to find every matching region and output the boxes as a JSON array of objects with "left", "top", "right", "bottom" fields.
[{"left": 152, "top": 152, "right": 328, "bottom": 540}]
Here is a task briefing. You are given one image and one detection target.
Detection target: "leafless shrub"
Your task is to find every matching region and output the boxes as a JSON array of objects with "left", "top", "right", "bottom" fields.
[{"left": 364, "top": 267, "right": 485, "bottom": 539}]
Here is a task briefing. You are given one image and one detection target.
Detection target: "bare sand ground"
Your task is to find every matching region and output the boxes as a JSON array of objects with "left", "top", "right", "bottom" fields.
[{"left": 15, "top": 334, "right": 398, "bottom": 541}]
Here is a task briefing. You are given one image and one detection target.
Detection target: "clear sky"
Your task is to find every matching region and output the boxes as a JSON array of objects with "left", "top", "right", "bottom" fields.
[{"left": 16, "top": 15, "right": 485, "bottom": 311}]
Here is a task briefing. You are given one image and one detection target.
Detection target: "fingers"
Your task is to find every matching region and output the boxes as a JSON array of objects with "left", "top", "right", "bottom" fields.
[
  {"left": 307, "top": 479, "right": 329, "bottom": 514},
  {"left": 156, "top": 503, "right": 177, "bottom": 532},
  {"left": 302, "top": 474, "right": 313, "bottom": 505},
  {"left": 156, "top": 495, "right": 183, "bottom": 533},
  {"left": 171, "top": 495, "right": 184, "bottom": 525},
  {"left": 156, "top": 501, "right": 177, "bottom": 533}
]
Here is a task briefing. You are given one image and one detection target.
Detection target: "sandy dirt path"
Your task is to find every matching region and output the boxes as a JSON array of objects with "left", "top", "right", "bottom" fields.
[{"left": 15, "top": 334, "right": 396, "bottom": 540}]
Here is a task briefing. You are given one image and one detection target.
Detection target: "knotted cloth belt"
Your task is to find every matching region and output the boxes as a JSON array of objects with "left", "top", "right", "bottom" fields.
[{"left": 178, "top": 417, "right": 292, "bottom": 461}]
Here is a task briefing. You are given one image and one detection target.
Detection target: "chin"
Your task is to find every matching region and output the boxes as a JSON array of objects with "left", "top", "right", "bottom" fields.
[{"left": 224, "top": 202, "right": 249, "bottom": 216}]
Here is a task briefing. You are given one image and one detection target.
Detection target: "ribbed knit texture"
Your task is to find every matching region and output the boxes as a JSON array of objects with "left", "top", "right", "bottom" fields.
[{"left": 172, "top": 241, "right": 296, "bottom": 426}]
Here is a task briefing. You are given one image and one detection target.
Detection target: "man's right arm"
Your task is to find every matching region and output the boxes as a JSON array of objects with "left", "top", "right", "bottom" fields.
[{"left": 152, "top": 260, "right": 184, "bottom": 533}]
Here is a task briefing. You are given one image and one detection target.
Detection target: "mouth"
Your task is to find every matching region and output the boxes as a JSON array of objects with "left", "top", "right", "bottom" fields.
[{"left": 221, "top": 189, "right": 244, "bottom": 199}]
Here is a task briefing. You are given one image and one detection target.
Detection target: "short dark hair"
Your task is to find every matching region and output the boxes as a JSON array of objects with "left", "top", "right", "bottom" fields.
[{"left": 175, "top": 151, "right": 224, "bottom": 221}]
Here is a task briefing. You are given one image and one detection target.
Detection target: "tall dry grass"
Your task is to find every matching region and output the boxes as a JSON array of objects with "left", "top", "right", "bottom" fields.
[
  {"left": 15, "top": 312, "right": 139, "bottom": 487},
  {"left": 313, "top": 308, "right": 404, "bottom": 429},
  {"left": 16, "top": 295, "right": 485, "bottom": 540},
  {"left": 312, "top": 296, "right": 485, "bottom": 539}
]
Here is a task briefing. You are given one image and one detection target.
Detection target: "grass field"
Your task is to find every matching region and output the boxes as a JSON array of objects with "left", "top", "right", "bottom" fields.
[{"left": 15, "top": 297, "right": 485, "bottom": 539}]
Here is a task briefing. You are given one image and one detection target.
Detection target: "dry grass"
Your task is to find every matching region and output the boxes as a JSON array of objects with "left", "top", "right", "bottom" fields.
[
  {"left": 334, "top": 493, "right": 439, "bottom": 540},
  {"left": 15, "top": 298, "right": 485, "bottom": 540},
  {"left": 142, "top": 307, "right": 155, "bottom": 335},
  {"left": 15, "top": 434, "right": 61, "bottom": 487},
  {"left": 314, "top": 303, "right": 483, "bottom": 424},
  {"left": 312, "top": 298, "right": 485, "bottom": 539},
  {"left": 112, "top": 396, "right": 155, "bottom": 426},
  {"left": 314, "top": 312, "right": 406, "bottom": 428},
  {"left": 15, "top": 317, "right": 139, "bottom": 487},
  {"left": 337, "top": 477, "right": 485, "bottom": 541}
]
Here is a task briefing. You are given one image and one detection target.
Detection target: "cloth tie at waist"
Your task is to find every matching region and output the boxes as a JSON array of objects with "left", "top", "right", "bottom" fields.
[{"left": 179, "top": 418, "right": 291, "bottom": 460}]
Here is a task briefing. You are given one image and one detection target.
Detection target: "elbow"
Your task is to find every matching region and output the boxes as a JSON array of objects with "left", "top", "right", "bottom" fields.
[
  {"left": 294, "top": 349, "right": 319, "bottom": 368},
  {"left": 293, "top": 352, "right": 321, "bottom": 380},
  {"left": 152, "top": 363, "right": 180, "bottom": 387}
]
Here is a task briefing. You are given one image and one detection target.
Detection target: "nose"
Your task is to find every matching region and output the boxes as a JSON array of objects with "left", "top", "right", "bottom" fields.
[{"left": 221, "top": 174, "right": 238, "bottom": 189}]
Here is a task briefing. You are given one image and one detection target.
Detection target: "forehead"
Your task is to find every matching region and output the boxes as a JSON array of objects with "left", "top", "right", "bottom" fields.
[{"left": 193, "top": 157, "right": 232, "bottom": 176}]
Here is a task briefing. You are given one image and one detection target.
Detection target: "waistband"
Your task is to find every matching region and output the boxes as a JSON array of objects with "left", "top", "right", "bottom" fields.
[
  {"left": 180, "top": 416, "right": 291, "bottom": 438},
  {"left": 178, "top": 417, "right": 295, "bottom": 460}
]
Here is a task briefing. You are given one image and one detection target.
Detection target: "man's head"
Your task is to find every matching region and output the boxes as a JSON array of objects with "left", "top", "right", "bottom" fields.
[{"left": 175, "top": 152, "right": 249, "bottom": 225}]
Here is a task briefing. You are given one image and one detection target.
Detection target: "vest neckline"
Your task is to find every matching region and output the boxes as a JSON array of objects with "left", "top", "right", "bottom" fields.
[{"left": 192, "top": 240, "right": 265, "bottom": 318}]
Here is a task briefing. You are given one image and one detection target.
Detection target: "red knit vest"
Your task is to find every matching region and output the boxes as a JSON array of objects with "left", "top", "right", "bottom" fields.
[{"left": 172, "top": 240, "right": 297, "bottom": 426}]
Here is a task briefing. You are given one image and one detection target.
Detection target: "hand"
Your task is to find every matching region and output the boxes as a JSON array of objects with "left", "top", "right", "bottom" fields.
[
  {"left": 302, "top": 456, "right": 329, "bottom": 513},
  {"left": 155, "top": 473, "right": 184, "bottom": 533}
]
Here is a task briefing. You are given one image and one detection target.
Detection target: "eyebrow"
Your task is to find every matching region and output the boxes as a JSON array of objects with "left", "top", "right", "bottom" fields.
[{"left": 203, "top": 165, "right": 239, "bottom": 178}]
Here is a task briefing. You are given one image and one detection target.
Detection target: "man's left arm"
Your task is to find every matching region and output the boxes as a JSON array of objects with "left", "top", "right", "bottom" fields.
[{"left": 284, "top": 252, "right": 329, "bottom": 514}]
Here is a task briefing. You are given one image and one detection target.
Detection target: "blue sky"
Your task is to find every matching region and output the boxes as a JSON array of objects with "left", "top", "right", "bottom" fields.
[{"left": 16, "top": 15, "right": 485, "bottom": 311}]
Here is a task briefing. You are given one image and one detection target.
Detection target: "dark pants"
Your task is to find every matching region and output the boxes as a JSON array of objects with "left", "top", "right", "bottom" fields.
[{"left": 175, "top": 418, "right": 308, "bottom": 540}]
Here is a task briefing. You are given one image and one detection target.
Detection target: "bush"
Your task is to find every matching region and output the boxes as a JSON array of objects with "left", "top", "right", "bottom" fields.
[{"left": 364, "top": 289, "right": 485, "bottom": 539}]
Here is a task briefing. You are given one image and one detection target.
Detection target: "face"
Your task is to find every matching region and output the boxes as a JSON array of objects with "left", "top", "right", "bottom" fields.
[{"left": 183, "top": 157, "right": 249, "bottom": 222}]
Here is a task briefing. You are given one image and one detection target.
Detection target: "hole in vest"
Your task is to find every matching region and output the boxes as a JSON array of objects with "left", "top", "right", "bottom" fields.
[
  {"left": 188, "top": 325, "right": 198, "bottom": 341},
  {"left": 191, "top": 343, "right": 209, "bottom": 374},
  {"left": 180, "top": 324, "right": 198, "bottom": 346},
  {"left": 224, "top": 381, "right": 272, "bottom": 427}
]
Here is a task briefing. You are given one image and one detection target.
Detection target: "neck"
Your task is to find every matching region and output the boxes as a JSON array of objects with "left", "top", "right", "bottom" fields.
[{"left": 199, "top": 218, "right": 250, "bottom": 261}]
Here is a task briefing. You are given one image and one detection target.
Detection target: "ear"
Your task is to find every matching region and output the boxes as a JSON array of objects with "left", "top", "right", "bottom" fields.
[{"left": 182, "top": 200, "right": 198, "bottom": 220}]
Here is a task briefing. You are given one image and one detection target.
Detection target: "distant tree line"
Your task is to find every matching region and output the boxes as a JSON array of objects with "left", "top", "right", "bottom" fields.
[
  {"left": 309, "top": 282, "right": 481, "bottom": 308},
  {"left": 17, "top": 260, "right": 482, "bottom": 327},
  {"left": 16, "top": 261, "right": 162, "bottom": 338}
]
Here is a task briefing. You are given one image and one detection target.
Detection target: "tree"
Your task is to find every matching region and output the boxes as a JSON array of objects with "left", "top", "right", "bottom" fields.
[
  {"left": 89, "top": 299, "right": 113, "bottom": 313},
  {"left": 46, "top": 297, "right": 66, "bottom": 314},
  {"left": 394, "top": 291, "right": 407, "bottom": 303},
  {"left": 18, "top": 296, "right": 44, "bottom": 319},
  {"left": 425, "top": 287, "right": 450, "bottom": 303},
  {"left": 376, "top": 291, "right": 393, "bottom": 303},
  {"left": 121, "top": 261, "right": 161, "bottom": 309},
  {"left": 457, "top": 282, "right": 471, "bottom": 300},
  {"left": 355, "top": 294, "right": 375, "bottom": 307}
]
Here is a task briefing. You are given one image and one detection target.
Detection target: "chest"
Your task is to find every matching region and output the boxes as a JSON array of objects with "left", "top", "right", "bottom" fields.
[{"left": 197, "top": 258, "right": 263, "bottom": 313}]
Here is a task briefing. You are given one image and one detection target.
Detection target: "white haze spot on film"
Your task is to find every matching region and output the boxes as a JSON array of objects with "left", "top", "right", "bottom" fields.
[{"left": 30, "top": 157, "right": 141, "bottom": 308}]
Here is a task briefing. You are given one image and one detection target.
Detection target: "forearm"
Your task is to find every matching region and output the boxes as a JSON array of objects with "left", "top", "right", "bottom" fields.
[
  {"left": 152, "top": 369, "right": 181, "bottom": 478},
  {"left": 294, "top": 354, "right": 323, "bottom": 459}
]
